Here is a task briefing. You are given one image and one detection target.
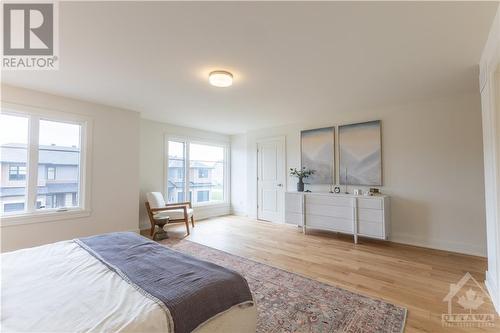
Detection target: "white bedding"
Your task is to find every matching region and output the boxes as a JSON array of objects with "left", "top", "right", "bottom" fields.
[{"left": 1, "top": 241, "right": 257, "bottom": 333}]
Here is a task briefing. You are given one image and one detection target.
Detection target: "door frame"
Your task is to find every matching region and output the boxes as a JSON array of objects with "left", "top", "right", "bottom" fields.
[{"left": 256, "top": 136, "right": 286, "bottom": 223}]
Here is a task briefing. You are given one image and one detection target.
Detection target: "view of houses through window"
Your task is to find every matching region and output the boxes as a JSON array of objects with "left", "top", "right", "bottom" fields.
[
  {"left": 0, "top": 113, "right": 82, "bottom": 216},
  {"left": 1, "top": 114, "right": 28, "bottom": 214},
  {"left": 167, "top": 140, "right": 225, "bottom": 206},
  {"left": 36, "top": 120, "right": 81, "bottom": 211}
]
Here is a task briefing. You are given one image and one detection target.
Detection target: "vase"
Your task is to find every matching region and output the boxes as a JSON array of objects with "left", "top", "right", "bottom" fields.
[{"left": 297, "top": 179, "right": 304, "bottom": 192}]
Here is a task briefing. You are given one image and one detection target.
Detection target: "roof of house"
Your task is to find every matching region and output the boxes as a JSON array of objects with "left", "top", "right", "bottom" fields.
[
  {"left": 1, "top": 144, "right": 80, "bottom": 165},
  {"left": 0, "top": 183, "right": 78, "bottom": 197},
  {"left": 169, "top": 158, "right": 220, "bottom": 169},
  {"left": 167, "top": 180, "right": 219, "bottom": 189}
]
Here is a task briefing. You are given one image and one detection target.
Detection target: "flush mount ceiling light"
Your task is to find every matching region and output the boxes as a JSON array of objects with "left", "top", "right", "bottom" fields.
[{"left": 209, "top": 70, "right": 233, "bottom": 87}]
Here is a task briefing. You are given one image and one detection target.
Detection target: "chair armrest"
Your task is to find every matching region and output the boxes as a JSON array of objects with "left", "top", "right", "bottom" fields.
[
  {"left": 165, "top": 201, "right": 192, "bottom": 208},
  {"left": 150, "top": 206, "right": 185, "bottom": 212}
]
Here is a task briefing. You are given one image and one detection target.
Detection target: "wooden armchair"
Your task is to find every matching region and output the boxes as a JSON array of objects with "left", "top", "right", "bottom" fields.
[{"left": 145, "top": 192, "right": 195, "bottom": 238}]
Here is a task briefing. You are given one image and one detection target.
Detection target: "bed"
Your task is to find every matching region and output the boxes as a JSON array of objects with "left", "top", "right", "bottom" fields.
[{"left": 1, "top": 232, "right": 257, "bottom": 333}]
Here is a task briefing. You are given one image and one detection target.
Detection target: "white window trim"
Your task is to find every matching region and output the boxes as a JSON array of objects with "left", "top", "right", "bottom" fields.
[
  {"left": 1, "top": 102, "right": 93, "bottom": 227},
  {"left": 164, "top": 134, "right": 230, "bottom": 208}
]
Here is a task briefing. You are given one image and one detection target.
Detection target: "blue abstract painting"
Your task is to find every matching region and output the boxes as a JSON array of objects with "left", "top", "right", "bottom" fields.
[
  {"left": 301, "top": 127, "right": 334, "bottom": 184},
  {"left": 339, "top": 120, "right": 382, "bottom": 186}
]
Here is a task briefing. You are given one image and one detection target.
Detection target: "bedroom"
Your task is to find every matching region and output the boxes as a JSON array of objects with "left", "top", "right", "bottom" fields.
[{"left": 1, "top": 1, "right": 500, "bottom": 332}]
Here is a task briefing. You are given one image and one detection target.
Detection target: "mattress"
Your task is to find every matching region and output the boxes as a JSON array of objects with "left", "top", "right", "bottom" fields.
[{"left": 1, "top": 240, "right": 257, "bottom": 333}]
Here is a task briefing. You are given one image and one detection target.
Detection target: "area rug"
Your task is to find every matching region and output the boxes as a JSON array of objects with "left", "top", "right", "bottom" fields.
[{"left": 161, "top": 239, "right": 407, "bottom": 333}]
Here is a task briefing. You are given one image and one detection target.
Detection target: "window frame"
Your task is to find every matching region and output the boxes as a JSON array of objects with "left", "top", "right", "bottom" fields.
[
  {"left": 164, "top": 135, "right": 229, "bottom": 208},
  {"left": 8, "top": 164, "right": 26, "bottom": 181},
  {"left": 198, "top": 168, "right": 209, "bottom": 179},
  {"left": 1, "top": 103, "right": 93, "bottom": 226}
]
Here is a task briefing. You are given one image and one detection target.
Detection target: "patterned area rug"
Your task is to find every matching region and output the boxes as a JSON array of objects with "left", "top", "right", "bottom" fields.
[{"left": 161, "top": 239, "right": 407, "bottom": 333}]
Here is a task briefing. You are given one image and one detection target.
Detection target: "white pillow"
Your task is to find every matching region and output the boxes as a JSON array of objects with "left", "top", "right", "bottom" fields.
[{"left": 146, "top": 192, "right": 166, "bottom": 208}]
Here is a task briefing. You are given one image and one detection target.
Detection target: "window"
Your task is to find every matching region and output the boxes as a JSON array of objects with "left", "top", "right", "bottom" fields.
[
  {"left": 197, "top": 190, "right": 209, "bottom": 202},
  {"left": 166, "top": 139, "right": 227, "bottom": 206},
  {"left": 198, "top": 168, "right": 209, "bottom": 178},
  {"left": 167, "top": 141, "right": 186, "bottom": 204},
  {"left": 4, "top": 202, "right": 24, "bottom": 212},
  {"left": 37, "top": 120, "right": 81, "bottom": 211},
  {"left": 8, "top": 165, "right": 26, "bottom": 181},
  {"left": 1, "top": 114, "right": 28, "bottom": 215},
  {"left": 0, "top": 107, "right": 90, "bottom": 222},
  {"left": 47, "top": 166, "right": 56, "bottom": 180},
  {"left": 189, "top": 143, "right": 224, "bottom": 205}
]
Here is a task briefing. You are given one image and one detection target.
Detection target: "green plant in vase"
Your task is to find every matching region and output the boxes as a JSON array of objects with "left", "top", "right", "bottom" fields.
[{"left": 289, "top": 167, "right": 315, "bottom": 192}]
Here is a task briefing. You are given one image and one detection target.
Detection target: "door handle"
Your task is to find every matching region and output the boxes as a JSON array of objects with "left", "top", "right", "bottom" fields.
[{"left": 277, "top": 183, "right": 283, "bottom": 187}]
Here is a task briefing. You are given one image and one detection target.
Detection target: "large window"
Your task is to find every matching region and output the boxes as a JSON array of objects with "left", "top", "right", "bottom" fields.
[
  {"left": 166, "top": 139, "right": 227, "bottom": 206},
  {"left": 167, "top": 141, "right": 186, "bottom": 204},
  {"left": 0, "top": 107, "right": 90, "bottom": 221}
]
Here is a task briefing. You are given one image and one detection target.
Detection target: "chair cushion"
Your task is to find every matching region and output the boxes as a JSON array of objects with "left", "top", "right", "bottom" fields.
[
  {"left": 152, "top": 213, "right": 170, "bottom": 221},
  {"left": 147, "top": 192, "right": 166, "bottom": 208},
  {"left": 155, "top": 208, "right": 193, "bottom": 220}
]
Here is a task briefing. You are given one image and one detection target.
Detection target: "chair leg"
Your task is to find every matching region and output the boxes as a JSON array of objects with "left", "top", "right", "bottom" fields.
[
  {"left": 150, "top": 225, "right": 154, "bottom": 237},
  {"left": 185, "top": 218, "right": 190, "bottom": 235},
  {"left": 191, "top": 216, "right": 195, "bottom": 228}
]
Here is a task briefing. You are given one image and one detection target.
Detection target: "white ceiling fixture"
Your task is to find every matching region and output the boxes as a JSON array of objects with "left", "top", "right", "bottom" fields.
[{"left": 209, "top": 70, "right": 233, "bottom": 88}]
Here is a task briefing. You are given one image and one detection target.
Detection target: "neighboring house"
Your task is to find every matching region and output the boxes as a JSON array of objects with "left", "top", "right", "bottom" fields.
[
  {"left": 167, "top": 158, "right": 223, "bottom": 205},
  {"left": 0, "top": 143, "right": 80, "bottom": 214}
]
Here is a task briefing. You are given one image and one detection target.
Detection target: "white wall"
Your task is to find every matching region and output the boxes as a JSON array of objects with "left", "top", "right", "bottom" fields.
[
  {"left": 233, "top": 93, "right": 487, "bottom": 256},
  {"left": 139, "top": 118, "right": 230, "bottom": 230},
  {"left": 480, "top": 6, "right": 500, "bottom": 314},
  {"left": 1, "top": 85, "right": 141, "bottom": 252},
  {"left": 230, "top": 134, "right": 247, "bottom": 215}
]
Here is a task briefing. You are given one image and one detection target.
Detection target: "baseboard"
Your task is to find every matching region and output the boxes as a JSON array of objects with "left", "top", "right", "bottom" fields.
[
  {"left": 390, "top": 232, "right": 486, "bottom": 257},
  {"left": 231, "top": 209, "right": 247, "bottom": 217},
  {"left": 486, "top": 270, "right": 500, "bottom": 315}
]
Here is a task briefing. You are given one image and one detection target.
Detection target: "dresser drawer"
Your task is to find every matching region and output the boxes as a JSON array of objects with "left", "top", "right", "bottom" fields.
[
  {"left": 358, "top": 208, "right": 384, "bottom": 223},
  {"left": 358, "top": 220, "right": 385, "bottom": 238},
  {"left": 305, "top": 203, "right": 353, "bottom": 219},
  {"left": 357, "top": 198, "right": 383, "bottom": 209},
  {"left": 306, "top": 195, "right": 353, "bottom": 207},
  {"left": 306, "top": 214, "right": 353, "bottom": 233}
]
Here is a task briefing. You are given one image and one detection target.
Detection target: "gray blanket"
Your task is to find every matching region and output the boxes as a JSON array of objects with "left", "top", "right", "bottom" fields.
[{"left": 76, "top": 232, "right": 253, "bottom": 333}]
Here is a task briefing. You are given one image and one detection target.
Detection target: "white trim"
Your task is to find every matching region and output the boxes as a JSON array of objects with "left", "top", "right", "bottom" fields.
[
  {"left": 0, "top": 102, "right": 93, "bottom": 225},
  {"left": 479, "top": 8, "right": 500, "bottom": 315},
  {"left": 390, "top": 232, "right": 486, "bottom": 257},
  {"left": 486, "top": 270, "right": 500, "bottom": 315},
  {"left": 27, "top": 115, "right": 40, "bottom": 213},
  {"left": 1, "top": 209, "right": 91, "bottom": 227}
]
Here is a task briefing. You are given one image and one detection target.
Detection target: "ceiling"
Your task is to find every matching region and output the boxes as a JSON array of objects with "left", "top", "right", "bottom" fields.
[{"left": 2, "top": 2, "right": 498, "bottom": 135}]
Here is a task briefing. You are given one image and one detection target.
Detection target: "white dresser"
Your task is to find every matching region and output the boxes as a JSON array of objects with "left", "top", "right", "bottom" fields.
[{"left": 284, "top": 192, "right": 390, "bottom": 243}]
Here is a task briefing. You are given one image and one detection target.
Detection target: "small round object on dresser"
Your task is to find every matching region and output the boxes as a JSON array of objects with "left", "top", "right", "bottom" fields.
[{"left": 333, "top": 186, "right": 341, "bottom": 194}]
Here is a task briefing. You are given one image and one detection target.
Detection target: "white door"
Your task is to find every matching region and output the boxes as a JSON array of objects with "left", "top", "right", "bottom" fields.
[{"left": 257, "top": 137, "right": 285, "bottom": 223}]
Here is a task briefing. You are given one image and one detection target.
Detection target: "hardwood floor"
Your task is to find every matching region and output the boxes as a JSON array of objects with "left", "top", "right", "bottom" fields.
[{"left": 143, "top": 215, "right": 499, "bottom": 333}]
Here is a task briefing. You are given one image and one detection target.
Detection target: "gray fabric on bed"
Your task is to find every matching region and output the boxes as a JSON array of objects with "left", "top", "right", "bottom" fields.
[{"left": 76, "top": 232, "right": 253, "bottom": 333}]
